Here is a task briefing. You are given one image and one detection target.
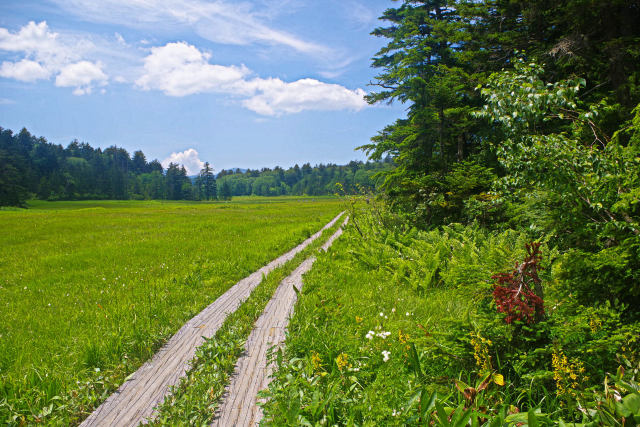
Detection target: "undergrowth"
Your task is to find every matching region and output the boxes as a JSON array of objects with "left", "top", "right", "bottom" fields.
[{"left": 260, "top": 198, "right": 640, "bottom": 425}]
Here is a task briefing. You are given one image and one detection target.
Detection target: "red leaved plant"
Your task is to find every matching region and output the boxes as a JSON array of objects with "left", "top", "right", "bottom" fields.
[{"left": 492, "top": 242, "right": 545, "bottom": 324}]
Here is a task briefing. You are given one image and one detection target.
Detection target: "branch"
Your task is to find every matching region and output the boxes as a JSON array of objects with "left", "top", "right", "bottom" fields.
[{"left": 368, "top": 80, "right": 398, "bottom": 90}]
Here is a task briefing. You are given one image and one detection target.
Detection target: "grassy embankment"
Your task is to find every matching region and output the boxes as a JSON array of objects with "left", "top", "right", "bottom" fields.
[{"left": 0, "top": 197, "right": 340, "bottom": 425}]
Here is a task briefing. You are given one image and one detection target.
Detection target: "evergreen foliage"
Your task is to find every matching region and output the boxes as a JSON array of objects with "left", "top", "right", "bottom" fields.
[
  {"left": 363, "top": 0, "right": 640, "bottom": 228},
  {"left": 0, "top": 126, "right": 390, "bottom": 206},
  {"left": 215, "top": 159, "right": 393, "bottom": 197}
]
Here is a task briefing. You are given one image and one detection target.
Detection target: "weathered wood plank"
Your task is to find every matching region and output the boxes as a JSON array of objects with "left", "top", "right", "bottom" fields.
[
  {"left": 80, "top": 212, "right": 344, "bottom": 427},
  {"left": 212, "top": 217, "right": 348, "bottom": 426}
]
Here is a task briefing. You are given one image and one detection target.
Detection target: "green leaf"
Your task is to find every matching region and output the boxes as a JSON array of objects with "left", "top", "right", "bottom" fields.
[
  {"left": 435, "top": 401, "right": 449, "bottom": 425},
  {"left": 408, "top": 343, "right": 423, "bottom": 379},
  {"left": 420, "top": 390, "right": 437, "bottom": 417},
  {"left": 528, "top": 408, "right": 539, "bottom": 427},
  {"left": 622, "top": 393, "right": 640, "bottom": 415}
]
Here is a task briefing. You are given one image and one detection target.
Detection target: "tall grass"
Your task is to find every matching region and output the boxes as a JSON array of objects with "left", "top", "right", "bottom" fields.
[{"left": 0, "top": 198, "right": 340, "bottom": 424}]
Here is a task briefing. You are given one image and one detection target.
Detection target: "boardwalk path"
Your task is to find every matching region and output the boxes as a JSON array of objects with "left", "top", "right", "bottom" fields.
[
  {"left": 213, "top": 216, "right": 348, "bottom": 426},
  {"left": 81, "top": 212, "right": 345, "bottom": 427}
]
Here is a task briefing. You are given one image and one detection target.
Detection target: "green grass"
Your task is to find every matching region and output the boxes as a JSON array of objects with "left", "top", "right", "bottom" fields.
[
  {"left": 0, "top": 197, "right": 341, "bottom": 425},
  {"left": 152, "top": 215, "right": 345, "bottom": 425}
]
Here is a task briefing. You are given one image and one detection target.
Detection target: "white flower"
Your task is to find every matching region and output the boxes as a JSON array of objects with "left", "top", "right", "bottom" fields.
[
  {"left": 392, "top": 308, "right": 396, "bottom": 313},
  {"left": 379, "top": 312, "right": 384, "bottom": 317},
  {"left": 382, "top": 350, "right": 391, "bottom": 362},
  {"left": 392, "top": 409, "right": 398, "bottom": 416},
  {"left": 377, "top": 331, "right": 391, "bottom": 339},
  {"left": 365, "top": 331, "right": 375, "bottom": 340}
]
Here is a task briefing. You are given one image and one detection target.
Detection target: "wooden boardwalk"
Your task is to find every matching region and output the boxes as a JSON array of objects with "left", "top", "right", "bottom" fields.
[
  {"left": 80, "top": 212, "right": 344, "bottom": 427},
  {"left": 213, "top": 217, "right": 347, "bottom": 426}
]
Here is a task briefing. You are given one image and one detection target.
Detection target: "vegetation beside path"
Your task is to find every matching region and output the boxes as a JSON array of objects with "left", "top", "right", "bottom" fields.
[
  {"left": 261, "top": 199, "right": 640, "bottom": 425},
  {"left": 0, "top": 197, "right": 340, "bottom": 425}
]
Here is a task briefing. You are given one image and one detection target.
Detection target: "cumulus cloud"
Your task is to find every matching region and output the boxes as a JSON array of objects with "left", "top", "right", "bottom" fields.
[
  {"left": 49, "top": 0, "right": 329, "bottom": 56},
  {"left": 135, "top": 42, "right": 249, "bottom": 96},
  {"left": 0, "top": 21, "right": 70, "bottom": 68},
  {"left": 0, "top": 59, "right": 51, "bottom": 81},
  {"left": 0, "top": 21, "right": 108, "bottom": 94},
  {"left": 55, "top": 61, "right": 108, "bottom": 95},
  {"left": 136, "top": 42, "right": 367, "bottom": 116},
  {"left": 242, "top": 78, "right": 367, "bottom": 116},
  {"left": 162, "top": 148, "right": 205, "bottom": 175},
  {"left": 0, "top": 22, "right": 366, "bottom": 110}
]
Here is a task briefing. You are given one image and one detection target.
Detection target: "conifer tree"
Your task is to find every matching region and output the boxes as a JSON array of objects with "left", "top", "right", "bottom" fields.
[{"left": 198, "top": 162, "right": 217, "bottom": 200}]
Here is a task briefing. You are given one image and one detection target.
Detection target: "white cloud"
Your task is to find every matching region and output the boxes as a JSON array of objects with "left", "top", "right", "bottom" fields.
[
  {"left": 135, "top": 42, "right": 249, "bottom": 96},
  {"left": 0, "top": 21, "right": 109, "bottom": 94},
  {"left": 162, "top": 148, "right": 205, "bottom": 175},
  {"left": 49, "top": 0, "right": 329, "bottom": 56},
  {"left": 0, "top": 21, "right": 70, "bottom": 69},
  {"left": 0, "top": 22, "right": 366, "bottom": 111},
  {"left": 55, "top": 61, "right": 108, "bottom": 95},
  {"left": 242, "top": 78, "right": 367, "bottom": 116},
  {"left": 0, "top": 20, "right": 78, "bottom": 78},
  {"left": 136, "top": 42, "right": 367, "bottom": 116},
  {"left": 0, "top": 59, "right": 51, "bottom": 81},
  {"left": 0, "top": 97, "right": 15, "bottom": 105}
]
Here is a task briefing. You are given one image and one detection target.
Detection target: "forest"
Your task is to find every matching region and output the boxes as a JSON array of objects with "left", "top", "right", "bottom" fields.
[{"left": 0, "top": 126, "right": 390, "bottom": 206}]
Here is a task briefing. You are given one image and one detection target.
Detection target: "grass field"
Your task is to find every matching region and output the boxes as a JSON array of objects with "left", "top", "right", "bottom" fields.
[{"left": 0, "top": 197, "right": 341, "bottom": 424}]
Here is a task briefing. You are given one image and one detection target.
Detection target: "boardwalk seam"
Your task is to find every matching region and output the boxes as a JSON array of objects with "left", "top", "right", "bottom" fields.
[{"left": 213, "top": 216, "right": 348, "bottom": 426}]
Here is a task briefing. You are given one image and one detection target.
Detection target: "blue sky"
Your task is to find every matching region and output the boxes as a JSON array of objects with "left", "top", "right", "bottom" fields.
[{"left": 0, "top": 0, "right": 404, "bottom": 173}]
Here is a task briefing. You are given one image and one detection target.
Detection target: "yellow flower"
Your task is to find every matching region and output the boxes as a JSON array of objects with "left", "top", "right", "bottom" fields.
[
  {"left": 552, "top": 348, "right": 585, "bottom": 402},
  {"left": 493, "top": 373, "right": 505, "bottom": 386},
  {"left": 398, "top": 329, "right": 410, "bottom": 344},
  {"left": 470, "top": 332, "right": 492, "bottom": 372},
  {"left": 311, "top": 352, "right": 323, "bottom": 372},
  {"left": 336, "top": 353, "right": 349, "bottom": 371},
  {"left": 355, "top": 316, "right": 363, "bottom": 323}
]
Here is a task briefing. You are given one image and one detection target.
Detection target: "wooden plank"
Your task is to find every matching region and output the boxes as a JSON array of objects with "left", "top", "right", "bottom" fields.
[
  {"left": 213, "top": 217, "right": 348, "bottom": 426},
  {"left": 80, "top": 212, "right": 345, "bottom": 427}
]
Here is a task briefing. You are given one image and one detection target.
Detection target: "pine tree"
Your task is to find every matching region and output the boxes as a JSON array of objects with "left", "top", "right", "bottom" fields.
[{"left": 198, "top": 162, "right": 217, "bottom": 200}]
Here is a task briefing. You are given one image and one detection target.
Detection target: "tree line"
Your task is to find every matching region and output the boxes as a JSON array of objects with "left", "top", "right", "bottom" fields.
[
  {"left": 216, "top": 159, "right": 392, "bottom": 197},
  {"left": 0, "top": 126, "right": 391, "bottom": 206}
]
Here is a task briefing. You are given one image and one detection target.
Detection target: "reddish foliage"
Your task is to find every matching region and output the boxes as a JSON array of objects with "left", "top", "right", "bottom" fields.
[{"left": 492, "top": 242, "right": 545, "bottom": 324}]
